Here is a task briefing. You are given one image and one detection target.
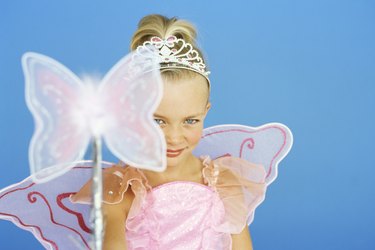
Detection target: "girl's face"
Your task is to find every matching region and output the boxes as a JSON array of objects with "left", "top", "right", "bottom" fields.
[{"left": 154, "top": 74, "right": 210, "bottom": 168}]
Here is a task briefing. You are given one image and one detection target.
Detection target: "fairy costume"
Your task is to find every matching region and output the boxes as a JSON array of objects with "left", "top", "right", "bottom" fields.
[
  {"left": 68, "top": 155, "right": 265, "bottom": 249},
  {"left": 0, "top": 35, "right": 293, "bottom": 250}
]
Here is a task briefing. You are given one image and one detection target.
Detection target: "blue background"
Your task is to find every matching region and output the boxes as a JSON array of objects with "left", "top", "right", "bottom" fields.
[{"left": 1, "top": 0, "right": 374, "bottom": 249}]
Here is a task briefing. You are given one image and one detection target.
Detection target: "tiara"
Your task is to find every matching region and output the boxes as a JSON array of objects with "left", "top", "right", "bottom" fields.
[{"left": 136, "top": 36, "right": 210, "bottom": 82}]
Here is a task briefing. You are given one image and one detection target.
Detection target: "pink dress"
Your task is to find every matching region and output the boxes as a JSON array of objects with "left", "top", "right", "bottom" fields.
[{"left": 72, "top": 156, "right": 267, "bottom": 250}]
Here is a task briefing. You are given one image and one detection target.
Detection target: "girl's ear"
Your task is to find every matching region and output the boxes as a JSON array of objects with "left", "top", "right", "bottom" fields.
[{"left": 204, "top": 102, "right": 211, "bottom": 116}]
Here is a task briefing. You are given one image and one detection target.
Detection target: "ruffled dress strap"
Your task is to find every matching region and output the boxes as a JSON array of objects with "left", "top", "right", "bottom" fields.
[
  {"left": 70, "top": 163, "right": 152, "bottom": 218},
  {"left": 202, "top": 156, "right": 267, "bottom": 234}
]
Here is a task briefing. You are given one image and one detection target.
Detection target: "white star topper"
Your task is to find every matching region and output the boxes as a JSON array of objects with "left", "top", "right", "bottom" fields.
[{"left": 22, "top": 48, "right": 167, "bottom": 183}]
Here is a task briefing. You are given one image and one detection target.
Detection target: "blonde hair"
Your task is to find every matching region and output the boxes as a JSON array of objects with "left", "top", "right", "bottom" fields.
[{"left": 130, "top": 14, "right": 208, "bottom": 82}]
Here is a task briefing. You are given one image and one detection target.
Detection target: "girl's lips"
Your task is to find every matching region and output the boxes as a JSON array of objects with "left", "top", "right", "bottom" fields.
[{"left": 166, "top": 148, "right": 185, "bottom": 158}]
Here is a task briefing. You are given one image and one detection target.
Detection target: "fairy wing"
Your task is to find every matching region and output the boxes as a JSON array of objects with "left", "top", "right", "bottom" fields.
[
  {"left": 0, "top": 161, "right": 112, "bottom": 249},
  {"left": 193, "top": 123, "right": 293, "bottom": 185},
  {"left": 193, "top": 123, "right": 292, "bottom": 225},
  {"left": 24, "top": 49, "right": 166, "bottom": 183},
  {"left": 23, "top": 53, "right": 92, "bottom": 182},
  {"left": 99, "top": 48, "right": 166, "bottom": 172}
]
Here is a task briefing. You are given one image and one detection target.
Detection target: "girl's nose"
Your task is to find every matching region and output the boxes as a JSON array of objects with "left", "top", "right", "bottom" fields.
[{"left": 165, "top": 126, "right": 184, "bottom": 145}]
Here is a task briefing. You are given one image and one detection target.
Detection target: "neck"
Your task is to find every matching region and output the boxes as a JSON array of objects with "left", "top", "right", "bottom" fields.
[
  {"left": 142, "top": 154, "right": 204, "bottom": 187},
  {"left": 163, "top": 154, "right": 200, "bottom": 180}
]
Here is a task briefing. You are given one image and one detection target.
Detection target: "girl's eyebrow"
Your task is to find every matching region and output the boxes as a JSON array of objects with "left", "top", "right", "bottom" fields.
[
  {"left": 153, "top": 113, "right": 167, "bottom": 119},
  {"left": 153, "top": 113, "right": 204, "bottom": 119},
  {"left": 185, "top": 113, "right": 204, "bottom": 118}
]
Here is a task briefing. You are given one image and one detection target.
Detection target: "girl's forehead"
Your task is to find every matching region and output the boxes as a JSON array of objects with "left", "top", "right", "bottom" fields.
[
  {"left": 156, "top": 78, "right": 209, "bottom": 118},
  {"left": 161, "top": 82, "right": 207, "bottom": 105},
  {"left": 162, "top": 75, "right": 209, "bottom": 99},
  {"left": 158, "top": 92, "right": 207, "bottom": 115}
]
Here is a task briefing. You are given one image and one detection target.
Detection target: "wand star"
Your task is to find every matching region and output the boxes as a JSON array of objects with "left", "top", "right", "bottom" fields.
[{"left": 23, "top": 49, "right": 167, "bottom": 183}]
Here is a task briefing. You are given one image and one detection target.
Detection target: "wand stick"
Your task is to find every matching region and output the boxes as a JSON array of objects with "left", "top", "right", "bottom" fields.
[{"left": 92, "top": 136, "right": 103, "bottom": 250}]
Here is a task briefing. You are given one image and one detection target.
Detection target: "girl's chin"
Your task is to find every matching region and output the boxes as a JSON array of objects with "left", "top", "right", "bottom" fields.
[{"left": 166, "top": 152, "right": 193, "bottom": 167}]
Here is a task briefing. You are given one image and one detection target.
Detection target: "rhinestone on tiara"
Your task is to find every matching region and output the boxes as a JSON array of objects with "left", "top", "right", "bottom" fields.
[{"left": 136, "top": 36, "right": 210, "bottom": 82}]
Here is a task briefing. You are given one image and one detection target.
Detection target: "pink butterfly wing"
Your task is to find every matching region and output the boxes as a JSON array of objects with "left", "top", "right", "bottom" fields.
[
  {"left": 99, "top": 48, "right": 166, "bottom": 172},
  {"left": 0, "top": 161, "right": 116, "bottom": 249},
  {"left": 23, "top": 53, "right": 91, "bottom": 182},
  {"left": 193, "top": 123, "right": 293, "bottom": 185},
  {"left": 193, "top": 123, "right": 293, "bottom": 224}
]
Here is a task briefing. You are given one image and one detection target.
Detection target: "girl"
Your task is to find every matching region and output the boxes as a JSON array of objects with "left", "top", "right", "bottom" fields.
[
  {"left": 0, "top": 13, "right": 291, "bottom": 250},
  {"left": 72, "top": 14, "right": 267, "bottom": 250}
]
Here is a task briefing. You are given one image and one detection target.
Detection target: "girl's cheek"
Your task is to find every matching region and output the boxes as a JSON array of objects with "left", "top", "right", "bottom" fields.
[{"left": 187, "top": 128, "right": 203, "bottom": 145}]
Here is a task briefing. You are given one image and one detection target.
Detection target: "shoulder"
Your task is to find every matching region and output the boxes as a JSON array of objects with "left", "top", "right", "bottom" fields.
[
  {"left": 71, "top": 164, "right": 149, "bottom": 211},
  {"left": 102, "top": 187, "right": 134, "bottom": 220},
  {"left": 203, "top": 156, "right": 266, "bottom": 186},
  {"left": 203, "top": 156, "right": 267, "bottom": 234}
]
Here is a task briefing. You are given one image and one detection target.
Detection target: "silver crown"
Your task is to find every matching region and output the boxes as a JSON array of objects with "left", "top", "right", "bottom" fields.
[{"left": 136, "top": 36, "right": 210, "bottom": 82}]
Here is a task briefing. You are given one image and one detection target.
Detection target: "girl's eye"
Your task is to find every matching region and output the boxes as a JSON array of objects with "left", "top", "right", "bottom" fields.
[
  {"left": 154, "top": 119, "right": 165, "bottom": 125},
  {"left": 185, "top": 119, "right": 199, "bottom": 125}
]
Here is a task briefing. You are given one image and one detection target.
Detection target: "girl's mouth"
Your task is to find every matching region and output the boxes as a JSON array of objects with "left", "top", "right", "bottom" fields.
[{"left": 166, "top": 148, "right": 185, "bottom": 158}]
